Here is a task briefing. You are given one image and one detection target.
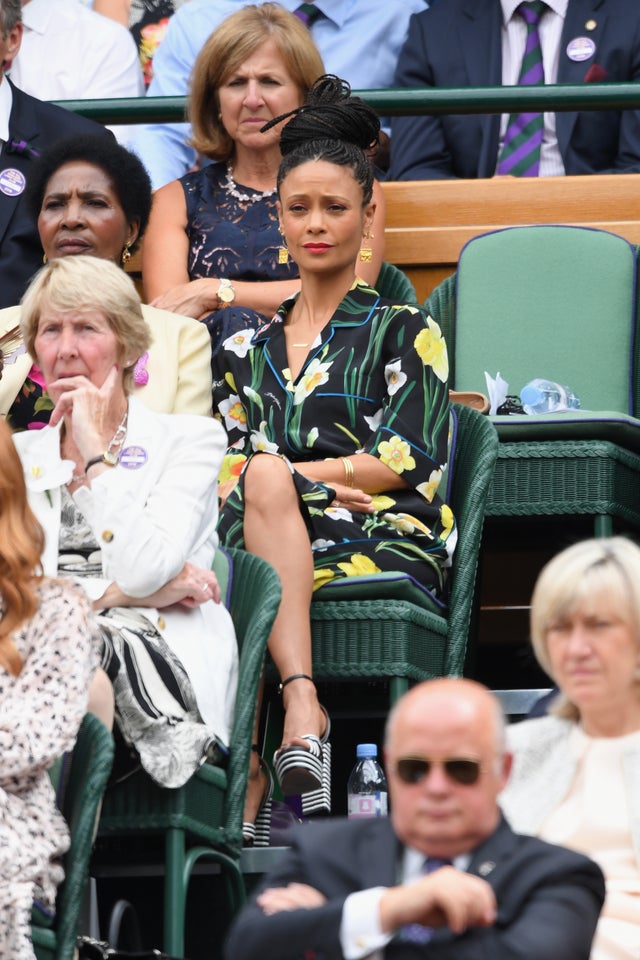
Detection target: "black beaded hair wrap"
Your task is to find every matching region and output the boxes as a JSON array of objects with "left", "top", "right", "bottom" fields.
[{"left": 262, "top": 74, "right": 380, "bottom": 203}]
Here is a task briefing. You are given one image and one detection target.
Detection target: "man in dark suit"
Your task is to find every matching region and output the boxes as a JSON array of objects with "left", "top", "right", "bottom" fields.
[
  {"left": 389, "top": 0, "right": 640, "bottom": 180},
  {"left": 224, "top": 678, "right": 604, "bottom": 960},
  {"left": 0, "top": 0, "right": 111, "bottom": 308}
]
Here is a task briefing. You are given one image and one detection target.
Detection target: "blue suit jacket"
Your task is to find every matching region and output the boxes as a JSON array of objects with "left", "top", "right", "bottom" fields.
[
  {"left": 389, "top": 0, "right": 640, "bottom": 179},
  {"left": 224, "top": 815, "right": 604, "bottom": 959},
  {"left": 0, "top": 81, "right": 110, "bottom": 308}
]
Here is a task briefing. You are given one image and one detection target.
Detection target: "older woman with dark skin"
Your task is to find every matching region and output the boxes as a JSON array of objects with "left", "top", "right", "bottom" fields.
[
  {"left": 142, "top": 2, "right": 386, "bottom": 353},
  {"left": 214, "top": 76, "right": 454, "bottom": 838},
  {"left": 13, "top": 255, "right": 237, "bottom": 789},
  {"left": 0, "top": 134, "right": 212, "bottom": 427},
  {"left": 0, "top": 417, "right": 97, "bottom": 960},
  {"left": 501, "top": 537, "right": 640, "bottom": 960}
]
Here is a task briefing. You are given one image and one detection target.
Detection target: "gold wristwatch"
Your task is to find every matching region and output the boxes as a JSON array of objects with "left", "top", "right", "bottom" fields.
[{"left": 217, "top": 278, "right": 236, "bottom": 308}]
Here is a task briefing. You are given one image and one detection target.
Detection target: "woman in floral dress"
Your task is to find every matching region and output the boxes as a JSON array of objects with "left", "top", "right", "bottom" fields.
[
  {"left": 213, "top": 76, "right": 455, "bottom": 831},
  {"left": 0, "top": 418, "right": 97, "bottom": 959}
]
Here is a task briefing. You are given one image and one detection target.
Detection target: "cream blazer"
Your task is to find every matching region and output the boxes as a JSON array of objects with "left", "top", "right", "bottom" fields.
[
  {"left": 13, "top": 396, "right": 238, "bottom": 744},
  {"left": 500, "top": 715, "right": 640, "bottom": 870},
  {"left": 0, "top": 302, "right": 212, "bottom": 417}
]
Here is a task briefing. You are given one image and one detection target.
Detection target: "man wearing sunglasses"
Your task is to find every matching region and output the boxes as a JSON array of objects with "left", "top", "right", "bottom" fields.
[{"left": 225, "top": 678, "right": 604, "bottom": 959}]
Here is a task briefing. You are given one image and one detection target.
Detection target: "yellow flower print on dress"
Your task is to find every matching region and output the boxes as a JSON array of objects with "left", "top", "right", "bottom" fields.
[
  {"left": 414, "top": 316, "right": 449, "bottom": 382},
  {"left": 440, "top": 503, "right": 455, "bottom": 540},
  {"left": 416, "top": 468, "right": 443, "bottom": 503},
  {"left": 378, "top": 435, "right": 416, "bottom": 475},
  {"left": 337, "top": 554, "right": 382, "bottom": 577},
  {"left": 219, "top": 453, "right": 246, "bottom": 484},
  {"left": 313, "top": 568, "right": 336, "bottom": 591},
  {"left": 293, "top": 358, "right": 332, "bottom": 406},
  {"left": 370, "top": 494, "right": 396, "bottom": 511}
]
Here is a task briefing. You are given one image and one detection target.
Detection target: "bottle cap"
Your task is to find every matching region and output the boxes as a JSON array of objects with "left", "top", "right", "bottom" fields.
[
  {"left": 520, "top": 384, "right": 543, "bottom": 407},
  {"left": 356, "top": 743, "right": 378, "bottom": 758}
]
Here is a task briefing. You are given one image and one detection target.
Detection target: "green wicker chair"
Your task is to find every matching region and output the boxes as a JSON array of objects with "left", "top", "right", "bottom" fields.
[
  {"left": 32, "top": 713, "right": 115, "bottom": 960},
  {"left": 308, "top": 403, "right": 499, "bottom": 702},
  {"left": 374, "top": 260, "right": 418, "bottom": 303},
  {"left": 95, "top": 548, "right": 281, "bottom": 958},
  {"left": 424, "top": 225, "right": 640, "bottom": 536}
]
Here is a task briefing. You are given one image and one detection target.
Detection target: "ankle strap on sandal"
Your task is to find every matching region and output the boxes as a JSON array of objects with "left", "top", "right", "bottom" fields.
[{"left": 278, "top": 673, "right": 314, "bottom": 695}]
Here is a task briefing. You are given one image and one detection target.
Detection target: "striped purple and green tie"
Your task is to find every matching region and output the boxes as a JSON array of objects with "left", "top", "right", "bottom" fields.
[
  {"left": 497, "top": 0, "right": 548, "bottom": 177},
  {"left": 294, "top": 2, "right": 322, "bottom": 27}
]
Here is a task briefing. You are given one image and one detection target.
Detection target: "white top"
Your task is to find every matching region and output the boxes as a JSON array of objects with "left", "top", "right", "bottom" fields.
[
  {"left": 9, "top": 0, "right": 144, "bottom": 143},
  {"left": 500, "top": 0, "right": 568, "bottom": 176},
  {"left": 540, "top": 726, "right": 640, "bottom": 960},
  {"left": 0, "top": 74, "right": 12, "bottom": 147}
]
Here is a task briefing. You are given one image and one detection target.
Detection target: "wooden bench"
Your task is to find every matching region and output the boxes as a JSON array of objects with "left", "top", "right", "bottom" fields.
[
  {"left": 381, "top": 173, "right": 640, "bottom": 302},
  {"left": 127, "top": 174, "right": 640, "bottom": 305}
]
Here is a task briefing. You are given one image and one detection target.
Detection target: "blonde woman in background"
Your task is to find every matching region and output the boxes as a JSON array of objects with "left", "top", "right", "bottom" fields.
[{"left": 501, "top": 537, "right": 640, "bottom": 960}]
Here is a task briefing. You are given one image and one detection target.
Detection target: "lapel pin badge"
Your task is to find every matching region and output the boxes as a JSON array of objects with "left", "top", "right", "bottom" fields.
[
  {"left": 566, "top": 36, "right": 596, "bottom": 62},
  {"left": 0, "top": 167, "right": 26, "bottom": 197},
  {"left": 585, "top": 19, "right": 597, "bottom": 30},
  {"left": 478, "top": 860, "right": 496, "bottom": 876}
]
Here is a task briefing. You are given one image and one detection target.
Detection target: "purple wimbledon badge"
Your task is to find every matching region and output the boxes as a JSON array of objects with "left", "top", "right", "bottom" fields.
[
  {"left": 0, "top": 168, "right": 26, "bottom": 197},
  {"left": 119, "top": 445, "right": 148, "bottom": 469}
]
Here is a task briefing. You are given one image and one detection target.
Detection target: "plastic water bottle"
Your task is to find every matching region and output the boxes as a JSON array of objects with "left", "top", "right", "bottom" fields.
[
  {"left": 520, "top": 378, "right": 581, "bottom": 415},
  {"left": 347, "top": 743, "right": 388, "bottom": 819}
]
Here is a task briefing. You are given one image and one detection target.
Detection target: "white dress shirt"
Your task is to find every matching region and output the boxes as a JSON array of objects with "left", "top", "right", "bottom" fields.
[
  {"left": 9, "top": 0, "right": 144, "bottom": 143},
  {"left": 500, "top": 0, "right": 568, "bottom": 176},
  {"left": 0, "top": 75, "right": 12, "bottom": 149},
  {"left": 340, "top": 846, "right": 470, "bottom": 959}
]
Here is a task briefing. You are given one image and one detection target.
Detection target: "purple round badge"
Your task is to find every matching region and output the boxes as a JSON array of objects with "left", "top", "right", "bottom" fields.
[
  {"left": 0, "top": 168, "right": 26, "bottom": 197},
  {"left": 119, "top": 445, "right": 148, "bottom": 469}
]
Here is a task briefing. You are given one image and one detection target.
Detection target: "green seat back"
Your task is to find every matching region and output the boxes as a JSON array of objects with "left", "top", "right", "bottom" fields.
[{"left": 454, "top": 226, "right": 637, "bottom": 414}]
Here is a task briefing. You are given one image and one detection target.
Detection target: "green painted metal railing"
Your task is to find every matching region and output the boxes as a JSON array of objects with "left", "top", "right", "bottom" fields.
[{"left": 53, "top": 83, "right": 640, "bottom": 126}]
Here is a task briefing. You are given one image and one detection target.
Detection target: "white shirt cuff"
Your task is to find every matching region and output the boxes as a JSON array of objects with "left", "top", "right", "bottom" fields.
[{"left": 340, "top": 887, "right": 392, "bottom": 960}]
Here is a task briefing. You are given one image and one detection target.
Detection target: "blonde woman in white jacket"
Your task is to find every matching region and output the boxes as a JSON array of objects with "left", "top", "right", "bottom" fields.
[{"left": 13, "top": 256, "right": 238, "bottom": 789}]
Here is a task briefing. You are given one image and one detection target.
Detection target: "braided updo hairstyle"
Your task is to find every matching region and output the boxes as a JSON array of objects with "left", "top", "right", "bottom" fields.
[{"left": 263, "top": 75, "right": 380, "bottom": 204}]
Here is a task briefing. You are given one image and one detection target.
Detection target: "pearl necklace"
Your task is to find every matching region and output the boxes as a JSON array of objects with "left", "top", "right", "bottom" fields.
[{"left": 224, "top": 163, "right": 276, "bottom": 204}]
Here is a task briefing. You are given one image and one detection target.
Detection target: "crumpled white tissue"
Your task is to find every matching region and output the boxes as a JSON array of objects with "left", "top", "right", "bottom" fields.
[{"left": 484, "top": 371, "right": 509, "bottom": 416}]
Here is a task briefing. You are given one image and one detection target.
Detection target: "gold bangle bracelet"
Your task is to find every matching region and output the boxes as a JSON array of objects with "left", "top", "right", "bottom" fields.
[{"left": 340, "top": 456, "right": 354, "bottom": 487}]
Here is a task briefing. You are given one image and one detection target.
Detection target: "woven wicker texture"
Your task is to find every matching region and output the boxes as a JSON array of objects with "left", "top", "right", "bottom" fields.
[
  {"left": 310, "top": 404, "right": 498, "bottom": 683},
  {"left": 424, "top": 229, "right": 640, "bottom": 532},
  {"left": 95, "top": 548, "right": 281, "bottom": 956},
  {"left": 33, "top": 714, "right": 115, "bottom": 960},
  {"left": 375, "top": 260, "right": 418, "bottom": 303}
]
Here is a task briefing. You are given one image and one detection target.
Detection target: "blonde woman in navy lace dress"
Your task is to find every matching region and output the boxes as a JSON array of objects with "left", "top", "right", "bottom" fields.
[{"left": 0, "top": 418, "right": 97, "bottom": 960}]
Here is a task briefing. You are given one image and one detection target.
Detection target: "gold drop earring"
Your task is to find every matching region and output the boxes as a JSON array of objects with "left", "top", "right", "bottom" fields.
[
  {"left": 359, "top": 229, "right": 374, "bottom": 263},
  {"left": 121, "top": 241, "right": 132, "bottom": 265},
  {"left": 278, "top": 227, "right": 289, "bottom": 265}
]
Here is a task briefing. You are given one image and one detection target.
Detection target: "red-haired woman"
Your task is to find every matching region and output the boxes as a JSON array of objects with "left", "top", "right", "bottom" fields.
[{"left": 0, "top": 417, "right": 97, "bottom": 960}]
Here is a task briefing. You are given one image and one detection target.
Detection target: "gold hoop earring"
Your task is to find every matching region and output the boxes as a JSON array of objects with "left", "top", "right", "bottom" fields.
[
  {"left": 42, "top": 253, "right": 48, "bottom": 264},
  {"left": 121, "top": 242, "right": 132, "bottom": 265}
]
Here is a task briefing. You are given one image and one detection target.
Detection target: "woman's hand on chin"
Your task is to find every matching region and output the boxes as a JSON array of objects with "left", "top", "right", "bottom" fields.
[{"left": 49, "top": 365, "right": 122, "bottom": 453}]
